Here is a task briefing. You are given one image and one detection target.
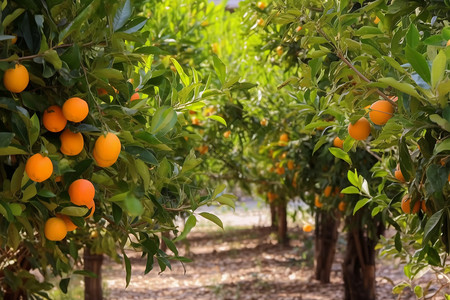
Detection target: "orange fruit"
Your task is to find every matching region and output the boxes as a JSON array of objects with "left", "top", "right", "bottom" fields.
[
  {"left": 191, "top": 116, "right": 200, "bottom": 125},
  {"left": 276, "top": 166, "right": 285, "bottom": 175},
  {"left": 260, "top": 118, "right": 268, "bottom": 126},
  {"left": 374, "top": 16, "right": 380, "bottom": 24},
  {"left": 44, "top": 217, "right": 67, "bottom": 241},
  {"left": 348, "top": 117, "right": 371, "bottom": 140},
  {"left": 85, "top": 198, "right": 95, "bottom": 218},
  {"left": 60, "top": 129, "right": 84, "bottom": 156},
  {"left": 421, "top": 201, "right": 427, "bottom": 213},
  {"left": 223, "top": 130, "right": 231, "bottom": 138},
  {"left": 369, "top": 100, "right": 394, "bottom": 125},
  {"left": 97, "top": 88, "right": 108, "bottom": 96},
  {"left": 395, "top": 165, "right": 405, "bottom": 182},
  {"left": 448, "top": 172, "right": 450, "bottom": 182},
  {"left": 55, "top": 175, "right": 62, "bottom": 183},
  {"left": 256, "top": 18, "right": 264, "bottom": 27},
  {"left": 93, "top": 132, "right": 121, "bottom": 163},
  {"left": 287, "top": 160, "right": 295, "bottom": 170},
  {"left": 57, "top": 214, "right": 77, "bottom": 231},
  {"left": 93, "top": 149, "right": 115, "bottom": 167},
  {"left": 401, "top": 195, "right": 420, "bottom": 214},
  {"left": 11, "top": 35, "right": 17, "bottom": 44},
  {"left": 25, "top": 153, "right": 53, "bottom": 182},
  {"left": 197, "top": 145, "right": 208, "bottom": 155},
  {"left": 446, "top": 39, "right": 450, "bottom": 47},
  {"left": 3, "top": 63, "right": 29, "bottom": 93},
  {"left": 295, "top": 26, "right": 302, "bottom": 32},
  {"left": 333, "top": 137, "right": 344, "bottom": 149},
  {"left": 200, "top": 20, "right": 209, "bottom": 26},
  {"left": 43, "top": 105, "right": 67, "bottom": 132},
  {"left": 130, "top": 92, "right": 140, "bottom": 101},
  {"left": 68, "top": 179, "right": 95, "bottom": 207},
  {"left": 267, "top": 192, "right": 277, "bottom": 202},
  {"left": 314, "top": 194, "right": 323, "bottom": 208},
  {"left": 62, "top": 97, "right": 89, "bottom": 123},
  {"left": 276, "top": 46, "right": 283, "bottom": 56},
  {"left": 212, "top": 42, "right": 219, "bottom": 54},
  {"left": 279, "top": 133, "right": 289, "bottom": 144},
  {"left": 257, "top": 1, "right": 267, "bottom": 9},
  {"left": 303, "top": 224, "right": 313, "bottom": 232},
  {"left": 338, "top": 201, "right": 347, "bottom": 212},
  {"left": 324, "top": 186, "right": 332, "bottom": 197}
]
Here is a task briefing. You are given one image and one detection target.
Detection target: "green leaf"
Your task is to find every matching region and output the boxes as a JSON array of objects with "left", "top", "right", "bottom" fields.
[
  {"left": 29, "top": 113, "right": 40, "bottom": 146},
  {"left": 123, "top": 252, "right": 131, "bottom": 288},
  {"left": 199, "top": 212, "right": 223, "bottom": 229},
  {"left": 312, "top": 136, "right": 327, "bottom": 154},
  {"left": 170, "top": 58, "right": 190, "bottom": 87},
  {"left": 329, "top": 147, "right": 352, "bottom": 165},
  {"left": 392, "top": 282, "right": 410, "bottom": 294},
  {"left": 173, "top": 214, "right": 197, "bottom": 242},
  {"left": 150, "top": 106, "right": 177, "bottom": 136},
  {"left": 60, "top": 206, "right": 89, "bottom": 217},
  {"left": 423, "top": 209, "right": 443, "bottom": 245},
  {"left": 2, "top": 8, "right": 25, "bottom": 27},
  {"left": 341, "top": 186, "right": 360, "bottom": 194},
  {"left": 59, "top": 278, "right": 70, "bottom": 294},
  {"left": 405, "top": 45, "right": 430, "bottom": 84},
  {"left": 125, "top": 146, "right": 158, "bottom": 166},
  {"left": 405, "top": 23, "right": 420, "bottom": 49},
  {"left": 43, "top": 50, "right": 62, "bottom": 70},
  {"left": 414, "top": 285, "right": 423, "bottom": 298},
  {"left": 124, "top": 195, "right": 143, "bottom": 216},
  {"left": 212, "top": 183, "right": 226, "bottom": 199},
  {"left": 161, "top": 236, "right": 178, "bottom": 256},
  {"left": 353, "top": 198, "right": 370, "bottom": 215},
  {"left": 394, "top": 232, "right": 402, "bottom": 252},
  {"left": 37, "top": 189, "right": 56, "bottom": 198},
  {"left": 215, "top": 194, "right": 236, "bottom": 209},
  {"left": 10, "top": 163, "right": 25, "bottom": 194},
  {"left": 0, "top": 132, "right": 14, "bottom": 147},
  {"left": 212, "top": 55, "right": 226, "bottom": 86},
  {"left": 399, "top": 138, "right": 414, "bottom": 182},
  {"left": 113, "top": 0, "right": 132, "bottom": 31},
  {"left": 431, "top": 51, "right": 447, "bottom": 90},
  {"left": 347, "top": 170, "right": 359, "bottom": 188},
  {"left": 22, "top": 184, "right": 37, "bottom": 201},
  {"left": 208, "top": 115, "right": 227, "bottom": 127},
  {"left": 91, "top": 68, "right": 124, "bottom": 80},
  {"left": 59, "top": 0, "right": 100, "bottom": 41},
  {"left": 434, "top": 138, "right": 450, "bottom": 153},
  {"left": 378, "top": 77, "right": 422, "bottom": 99},
  {"left": 429, "top": 114, "right": 450, "bottom": 132},
  {"left": 135, "top": 159, "right": 150, "bottom": 192},
  {"left": 7, "top": 223, "right": 20, "bottom": 250},
  {"left": 382, "top": 56, "right": 406, "bottom": 74}
]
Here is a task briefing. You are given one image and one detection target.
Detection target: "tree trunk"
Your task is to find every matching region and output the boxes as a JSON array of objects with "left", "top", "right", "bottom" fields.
[
  {"left": 277, "top": 200, "right": 288, "bottom": 245},
  {"left": 84, "top": 247, "right": 103, "bottom": 300},
  {"left": 270, "top": 201, "right": 277, "bottom": 231},
  {"left": 314, "top": 210, "right": 340, "bottom": 283}
]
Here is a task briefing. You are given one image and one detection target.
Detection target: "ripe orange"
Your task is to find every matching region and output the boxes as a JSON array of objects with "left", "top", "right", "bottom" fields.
[
  {"left": 276, "top": 46, "right": 283, "bottom": 56},
  {"left": 333, "top": 137, "right": 344, "bottom": 149},
  {"left": 256, "top": 18, "right": 264, "bottom": 27},
  {"left": 369, "top": 100, "right": 394, "bottom": 125},
  {"left": 324, "top": 186, "right": 332, "bottom": 197},
  {"left": 303, "top": 224, "right": 313, "bottom": 232},
  {"left": 395, "top": 165, "right": 405, "bottom": 182},
  {"left": 97, "top": 88, "right": 108, "bottom": 96},
  {"left": 279, "top": 133, "right": 289, "bottom": 145},
  {"left": 130, "top": 92, "right": 140, "bottom": 101},
  {"left": 93, "top": 149, "right": 115, "bottom": 167},
  {"left": 25, "top": 153, "right": 53, "bottom": 182},
  {"left": 3, "top": 63, "right": 29, "bottom": 93},
  {"left": 260, "top": 118, "right": 268, "bottom": 126},
  {"left": 295, "top": 26, "right": 302, "bottom": 32},
  {"left": 60, "top": 129, "right": 84, "bottom": 156},
  {"left": 85, "top": 198, "right": 95, "bottom": 218},
  {"left": 55, "top": 175, "right": 62, "bottom": 183},
  {"left": 348, "top": 117, "right": 371, "bottom": 140},
  {"left": 223, "top": 130, "right": 231, "bottom": 138},
  {"left": 68, "top": 179, "right": 95, "bottom": 207},
  {"left": 197, "top": 145, "right": 209, "bottom": 155},
  {"left": 57, "top": 214, "right": 77, "bottom": 231},
  {"left": 191, "top": 116, "right": 200, "bottom": 125},
  {"left": 447, "top": 39, "right": 450, "bottom": 47},
  {"left": 62, "top": 97, "right": 89, "bottom": 123},
  {"left": 44, "top": 217, "right": 67, "bottom": 241},
  {"left": 338, "top": 201, "right": 347, "bottom": 212},
  {"left": 374, "top": 16, "right": 380, "bottom": 24},
  {"left": 276, "top": 166, "right": 285, "bottom": 175},
  {"left": 267, "top": 192, "right": 277, "bottom": 202},
  {"left": 11, "top": 35, "right": 17, "bottom": 44},
  {"left": 212, "top": 42, "right": 219, "bottom": 54},
  {"left": 448, "top": 172, "right": 450, "bottom": 182},
  {"left": 257, "top": 1, "right": 267, "bottom": 9},
  {"left": 43, "top": 105, "right": 67, "bottom": 132},
  {"left": 287, "top": 160, "right": 295, "bottom": 170},
  {"left": 314, "top": 194, "right": 323, "bottom": 208},
  {"left": 93, "top": 132, "right": 121, "bottom": 165},
  {"left": 401, "top": 195, "right": 420, "bottom": 214},
  {"left": 421, "top": 201, "right": 427, "bottom": 213}
]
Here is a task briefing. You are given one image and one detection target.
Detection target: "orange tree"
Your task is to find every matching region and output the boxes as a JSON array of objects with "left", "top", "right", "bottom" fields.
[
  {"left": 258, "top": 0, "right": 449, "bottom": 298},
  {"left": 0, "top": 0, "right": 238, "bottom": 298}
]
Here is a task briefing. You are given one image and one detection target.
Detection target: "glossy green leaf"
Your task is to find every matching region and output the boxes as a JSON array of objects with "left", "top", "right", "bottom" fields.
[
  {"left": 353, "top": 198, "right": 370, "bottom": 215},
  {"left": 378, "top": 77, "right": 422, "bottom": 99},
  {"left": 431, "top": 50, "right": 447, "bottom": 90},
  {"left": 170, "top": 58, "right": 190, "bottom": 87},
  {"left": 173, "top": 214, "right": 197, "bottom": 242},
  {"left": 405, "top": 45, "right": 430, "bottom": 84},
  {"left": 329, "top": 147, "right": 352, "bottom": 165},
  {"left": 199, "top": 212, "right": 223, "bottom": 229},
  {"left": 113, "top": 0, "right": 132, "bottom": 32}
]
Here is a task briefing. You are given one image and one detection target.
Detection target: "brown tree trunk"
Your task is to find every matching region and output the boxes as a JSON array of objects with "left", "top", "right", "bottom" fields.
[
  {"left": 84, "top": 247, "right": 103, "bottom": 300},
  {"left": 314, "top": 210, "right": 340, "bottom": 283},
  {"left": 270, "top": 201, "right": 278, "bottom": 231},
  {"left": 277, "top": 200, "right": 288, "bottom": 245}
]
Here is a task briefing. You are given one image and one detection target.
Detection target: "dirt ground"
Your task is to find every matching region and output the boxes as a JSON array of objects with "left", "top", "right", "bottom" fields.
[{"left": 101, "top": 202, "right": 448, "bottom": 300}]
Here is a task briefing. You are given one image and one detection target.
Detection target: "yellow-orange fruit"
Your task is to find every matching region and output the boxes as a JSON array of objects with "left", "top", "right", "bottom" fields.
[
  {"left": 57, "top": 214, "right": 77, "bottom": 231},
  {"left": 44, "top": 217, "right": 67, "bottom": 241},
  {"left": 324, "top": 186, "right": 332, "bottom": 197},
  {"left": 62, "top": 97, "right": 89, "bottom": 123},
  {"left": 401, "top": 195, "right": 420, "bottom": 214},
  {"left": 97, "top": 88, "right": 108, "bottom": 96},
  {"left": 338, "top": 201, "right": 347, "bottom": 212},
  {"left": 25, "top": 154, "right": 53, "bottom": 182},
  {"left": 287, "top": 160, "right": 295, "bottom": 170},
  {"left": 68, "top": 179, "right": 95, "bottom": 207},
  {"left": 276, "top": 166, "right": 285, "bottom": 175},
  {"left": 260, "top": 118, "right": 268, "bottom": 126},
  {"left": 348, "top": 117, "right": 371, "bottom": 140},
  {"left": 369, "top": 100, "right": 394, "bottom": 125},
  {"left": 314, "top": 194, "right": 323, "bottom": 208},
  {"left": 212, "top": 42, "right": 219, "bottom": 54},
  {"left": 295, "top": 26, "right": 302, "bottom": 32},
  {"left": 276, "top": 46, "right": 283, "bottom": 56},
  {"left": 43, "top": 105, "right": 67, "bottom": 133},
  {"left": 60, "top": 129, "right": 84, "bottom": 156},
  {"left": 303, "top": 224, "right": 313, "bottom": 232},
  {"left": 191, "top": 116, "right": 200, "bottom": 125},
  {"left": 446, "top": 39, "right": 450, "bottom": 47},
  {"left": 11, "top": 35, "right": 17, "bottom": 44},
  {"left": 421, "top": 201, "right": 427, "bottom": 213},
  {"left": 374, "top": 16, "right": 380, "bottom": 24},
  {"left": 257, "top": 1, "right": 267, "bottom": 9},
  {"left": 395, "top": 165, "right": 405, "bottom": 182},
  {"left": 85, "top": 198, "right": 95, "bottom": 218},
  {"left": 333, "top": 137, "right": 344, "bottom": 149},
  {"left": 130, "top": 92, "right": 140, "bottom": 101},
  {"left": 223, "top": 130, "right": 231, "bottom": 138},
  {"left": 93, "top": 149, "right": 115, "bottom": 167},
  {"left": 93, "top": 132, "right": 121, "bottom": 162},
  {"left": 3, "top": 63, "right": 29, "bottom": 93},
  {"left": 256, "top": 18, "right": 264, "bottom": 26}
]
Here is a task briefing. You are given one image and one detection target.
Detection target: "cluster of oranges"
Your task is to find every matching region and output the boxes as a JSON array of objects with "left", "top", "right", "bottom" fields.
[
  {"left": 315, "top": 186, "right": 346, "bottom": 212},
  {"left": 3, "top": 63, "right": 121, "bottom": 241},
  {"left": 347, "top": 98, "right": 395, "bottom": 141}
]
